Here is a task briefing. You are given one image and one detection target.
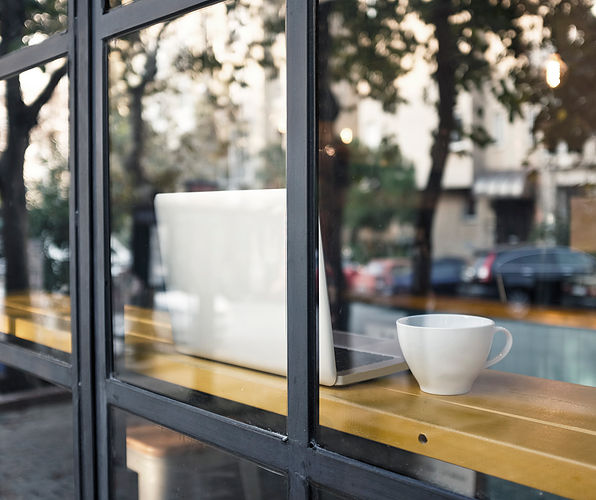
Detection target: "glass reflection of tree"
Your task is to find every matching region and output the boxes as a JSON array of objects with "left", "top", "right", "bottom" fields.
[
  {"left": 528, "top": 2, "right": 596, "bottom": 249},
  {"left": 344, "top": 138, "right": 416, "bottom": 262},
  {"left": 533, "top": 3, "right": 596, "bottom": 152},
  {"left": 108, "top": 1, "right": 285, "bottom": 305},
  {"left": 257, "top": 144, "right": 286, "bottom": 188},
  {"left": 317, "top": 0, "right": 596, "bottom": 302},
  {"left": 28, "top": 151, "right": 70, "bottom": 292},
  {"left": 0, "top": 0, "right": 68, "bottom": 294}
]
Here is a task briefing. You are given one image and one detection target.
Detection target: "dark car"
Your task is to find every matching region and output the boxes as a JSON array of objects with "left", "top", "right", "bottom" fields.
[
  {"left": 390, "top": 257, "right": 466, "bottom": 295},
  {"left": 463, "top": 246, "right": 596, "bottom": 305}
]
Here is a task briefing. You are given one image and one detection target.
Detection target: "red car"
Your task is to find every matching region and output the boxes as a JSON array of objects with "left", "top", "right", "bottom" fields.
[{"left": 351, "top": 258, "right": 410, "bottom": 295}]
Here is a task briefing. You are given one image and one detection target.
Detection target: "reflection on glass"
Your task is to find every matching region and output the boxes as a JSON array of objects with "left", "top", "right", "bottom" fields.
[
  {"left": 108, "top": 2, "right": 286, "bottom": 431},
  {"left": 111, "top": 408, "right": 287, "bottom": 500},
  {"left": 311, "top": 486, "right": 355, "bottom": 500},
  {"left": 108, "top": 0, "right": 135, "bottom": 8},
  {"left": 0, "top": 369, "right": 74, "bottom": 498},
  {"left": 0, "top": 59, "right": 70, "bottom": 361},
  {"left": 316, "top": 0, "right": 596, "bottom": 498},
  {"left": 0, "top": 0, "right": 68, "bottom": 54}
]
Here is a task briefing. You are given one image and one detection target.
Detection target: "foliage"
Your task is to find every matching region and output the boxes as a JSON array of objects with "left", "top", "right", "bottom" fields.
[
  {"left": 0, "top": 0, "right": 67, "bottom": 54},
  {"left": 344, "top": 137, "right": 416, "bottom": 261},
  {"left": 256, "top": 143, "right": 286, "bottom": 188},
  {"left": 28, "top": 161, "right": 70, "bottom": 292},
  {"left": 531, "top": 1, "right": 596, "bottom": 153},
  {"left": 323, "top": 0, "right": 596, "bottom": 154},
  {"left": 325, "top": 0, "right": 540, "bottom": 136},
  {"left": 107, "top": 0, "right": 285, "bottom": 213},
  {"left": 529, "top": 217, "right": 570, "bottom": 247}
]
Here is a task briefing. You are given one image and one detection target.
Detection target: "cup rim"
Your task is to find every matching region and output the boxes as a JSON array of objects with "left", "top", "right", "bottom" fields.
[{"left": 396, "top": 313, "right": 494, "bottom": 330}]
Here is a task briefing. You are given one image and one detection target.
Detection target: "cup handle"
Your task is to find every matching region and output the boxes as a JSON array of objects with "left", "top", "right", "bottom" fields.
[{"left": 485, "top": 326, "right": 513, "bottom": 368}]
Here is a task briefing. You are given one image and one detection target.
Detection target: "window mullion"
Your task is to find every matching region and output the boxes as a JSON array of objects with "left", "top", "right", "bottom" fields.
[{"left": 286, "top": 0, "right": 318, "bottom": 496}]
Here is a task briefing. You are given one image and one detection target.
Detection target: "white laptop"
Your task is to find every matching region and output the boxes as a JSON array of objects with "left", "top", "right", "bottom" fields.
[{"left": 154, "top": 188, "right": 406, "bottom": 386}]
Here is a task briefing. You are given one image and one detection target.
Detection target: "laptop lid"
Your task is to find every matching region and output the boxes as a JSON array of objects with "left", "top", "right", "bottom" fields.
[{"left": 154, "top": 189, "right": 338, "bottom": 385}]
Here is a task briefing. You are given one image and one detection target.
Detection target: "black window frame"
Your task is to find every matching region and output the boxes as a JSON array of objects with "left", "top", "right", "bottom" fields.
[{"left": 0, "top": 1, "right": 463, "bottom": 498}]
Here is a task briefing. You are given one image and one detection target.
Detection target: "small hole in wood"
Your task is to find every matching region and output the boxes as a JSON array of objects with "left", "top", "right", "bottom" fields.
[{"left": 418, "top": 433, "right": 428, "bottom": 444}]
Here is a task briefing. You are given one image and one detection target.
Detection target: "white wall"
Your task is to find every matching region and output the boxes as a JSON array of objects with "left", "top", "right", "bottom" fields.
[{"left": 432, "top": 194, "right": 495, "bottom": 259}]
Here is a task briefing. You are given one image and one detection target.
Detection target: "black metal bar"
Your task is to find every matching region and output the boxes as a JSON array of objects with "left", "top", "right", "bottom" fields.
[
  {"left": 69, "top": 2, "right": 82, "bottom": 499},
  {"left": 0, "top": 342, "right": 71, "bottom": 388},
  {"left": 286, "top": 0, "right": 318, "bottom": 497},
  {"left": 97, "top": 0, "right": 220, "bottom": 40},
  {"left": 92, "top": 0, "right": 111, "bottom": 498},
  {"left": 0, "top": 32, "right": 69, "bottom": 80},
  {"left": 72, "top": 0, "right": 97, "bottom": 498},
  {"left": 106, "top": 379, "right": 290, "bottom": 472},
  {"left": 308, "top": 447, "right": 469, "bottom": 500}
]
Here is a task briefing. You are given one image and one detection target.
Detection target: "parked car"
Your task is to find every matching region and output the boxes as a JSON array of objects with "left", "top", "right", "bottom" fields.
[
  {"left": 562, "top": 272, "right": 596, "bottom": 307},
  {"left": 351, "top": 258, "right": 410, "bottom": 296},
  {"left": 462, "top": 246, "right": 596, "bottom": 305},
  {"left": 342, "top": 259, "right": 361, "bottom": 291},
  {"left": 389, "top": 257, "right": 466, "bottom": 295}
]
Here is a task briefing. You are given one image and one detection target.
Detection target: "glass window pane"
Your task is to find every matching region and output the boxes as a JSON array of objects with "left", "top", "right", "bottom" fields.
[
  {"left": 110, "top": 407, "right": 287, "bottom": 500},
  {"left": 0, "top": 58, "right": 70, "bottom": 363},
  {"left": 0, "top": 368, "right": 74, "bottom": 498},
  {"left": 315, "top": 0, "right": 596, "bottom": 498},
  {"left": 108, "top": 3, "right": 286, "bottom": 432},
  {"left": 0, "top": 0, "right": 68, "bottom": 54}
]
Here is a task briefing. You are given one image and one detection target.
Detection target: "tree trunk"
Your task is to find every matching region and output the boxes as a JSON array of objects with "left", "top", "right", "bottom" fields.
[
  {"left": 125, "top": 50, "right": 161, "bottom": 306},
  {"left": 318, "top": 130, "right": 350, "bottom": 330},
  {"left": 317, "top": 1, "right": 350, "bottom": 330},
  {"left": 410, "top": 2, "right": 457, "bottom": 296},
  {"left": 1, "top": 153, "right": 29, "bottom": 293},
  {"left": 126, "top": 85, "right": 150, "bottom": 191},
  {"left": 123, "top": 27, "right": 164, "bottom": 197},
  {"left": 1, "top": 79, "right": 32, "bottom": 293}
]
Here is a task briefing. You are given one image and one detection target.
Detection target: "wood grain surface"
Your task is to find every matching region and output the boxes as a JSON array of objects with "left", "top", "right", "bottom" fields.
[{"left": 2, "top": 293, "right": 595, "bottom": 497}]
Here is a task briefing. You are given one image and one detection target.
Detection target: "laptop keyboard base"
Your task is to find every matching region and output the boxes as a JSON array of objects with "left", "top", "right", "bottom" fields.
[{"left": 334, "top": 347, "right": 394, "bottom": 372}]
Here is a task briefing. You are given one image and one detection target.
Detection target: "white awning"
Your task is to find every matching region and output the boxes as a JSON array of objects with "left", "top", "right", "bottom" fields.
[{"left": 473, "top": 171, "right": 528, "bottom": 198}]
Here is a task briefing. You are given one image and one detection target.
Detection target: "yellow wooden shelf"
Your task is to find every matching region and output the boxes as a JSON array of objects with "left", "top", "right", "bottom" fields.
[
  {"left": 1, "top": 294, "right": 72, "bottom": 353},
  {"left": 321, "top": 371, "right": 596, "bottom": 499},
  {"left": 122, "top": 339, "right": 596, "bottom": 499},
  {"left": 2, "top": 294, "right": 596, "bottom": 498}
]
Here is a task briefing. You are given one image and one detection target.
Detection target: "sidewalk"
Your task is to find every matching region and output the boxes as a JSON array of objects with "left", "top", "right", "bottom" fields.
[{"left": 0, "top": 396, "right": 74, "bottom": 500}]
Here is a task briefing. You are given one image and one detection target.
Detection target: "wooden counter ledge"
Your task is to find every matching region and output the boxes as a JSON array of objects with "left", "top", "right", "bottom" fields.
[{"left": 2, "top": 295, "right": 595, "bottom": 498}]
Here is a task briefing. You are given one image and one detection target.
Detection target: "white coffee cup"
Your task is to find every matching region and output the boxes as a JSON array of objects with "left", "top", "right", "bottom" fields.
[{"left": 396, "top": 314, "right": 513, "bottom": 395}]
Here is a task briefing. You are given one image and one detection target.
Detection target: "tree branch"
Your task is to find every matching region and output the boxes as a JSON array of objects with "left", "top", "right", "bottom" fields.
[
  {"left": 139, "top": 21, "right": 171, "bottom": 89},
  {"left": 27, "top": 62, "right": 68, "bottom": 122}
]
